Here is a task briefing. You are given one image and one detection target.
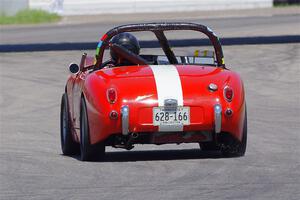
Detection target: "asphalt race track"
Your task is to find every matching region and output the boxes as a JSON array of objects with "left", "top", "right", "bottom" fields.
[
  {"left": 1, "top": 12, "right": 299, "bottom": 45},
  {"left": 0, "top": 43, "right": 299, "bottom": 199},
  {"left": 1, "top": 8, "right": 300, "bottom": 200}
]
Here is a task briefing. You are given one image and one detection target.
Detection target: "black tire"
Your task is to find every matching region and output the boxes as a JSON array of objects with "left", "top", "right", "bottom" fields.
[
  {"left": 221, "top": 106, "right": 247, "bottom": 157},
  {"left": 80, "top": 97, "right": 105, "bottom": 161},
  {"left": 60, "top": 93, "right": 79, "bottom": 155},
  {"left": 238, "top": 107, "right": 247, "bottom": 156}
]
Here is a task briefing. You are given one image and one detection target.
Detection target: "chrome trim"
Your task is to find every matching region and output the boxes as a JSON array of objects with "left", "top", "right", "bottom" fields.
[
  {"left": 214, "top": 104, "right": 222, "bottom": 134},
  {"left": 208, "top": 83, "right": 218, "bottom": 92},
  {"left": 121, "top": 105, "right": 129, "bottom": 135},
  {"left": 164, "top": 98, "right": 178, "bottom": 111}
]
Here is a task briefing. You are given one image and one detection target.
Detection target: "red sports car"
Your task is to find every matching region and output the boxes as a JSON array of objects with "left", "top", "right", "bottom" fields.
[{"left": 60, "top": 22, "right": 247, "bottom": 161}]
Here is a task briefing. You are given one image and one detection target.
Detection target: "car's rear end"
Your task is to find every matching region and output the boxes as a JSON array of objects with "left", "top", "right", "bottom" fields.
[
  {"left": 84, "top": 64, "right": 245, "bottom": 151},
  {"left": 61, "top": 22, "right": 247, "bottom": 161}
]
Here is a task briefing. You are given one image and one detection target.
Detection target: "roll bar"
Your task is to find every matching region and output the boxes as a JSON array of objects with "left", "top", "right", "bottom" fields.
[{"left": 94, "top": 22, "right": 225, "bottom": 69}]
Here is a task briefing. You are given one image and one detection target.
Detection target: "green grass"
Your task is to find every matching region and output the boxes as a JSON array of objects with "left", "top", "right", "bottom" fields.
[
  {"left": 0, "top": 9, "right": 61, "bottom": 25},
  {"left": 274, "top": 3, "right": 300, "bottom": 7}
]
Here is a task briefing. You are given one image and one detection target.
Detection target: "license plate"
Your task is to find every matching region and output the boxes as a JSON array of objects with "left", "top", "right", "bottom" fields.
[{"left": 153, "top": 107, "right": 190, "bottom": 126}]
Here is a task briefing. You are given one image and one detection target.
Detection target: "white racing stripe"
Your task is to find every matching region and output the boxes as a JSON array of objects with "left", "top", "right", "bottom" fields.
[{"left": 150, "top": 65, "right": 184, "bottom": 132}]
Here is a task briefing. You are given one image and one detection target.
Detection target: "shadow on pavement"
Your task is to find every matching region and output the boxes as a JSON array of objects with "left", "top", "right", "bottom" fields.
[{"left": 68, "top": 148, "right": 224, "bottom": 162}]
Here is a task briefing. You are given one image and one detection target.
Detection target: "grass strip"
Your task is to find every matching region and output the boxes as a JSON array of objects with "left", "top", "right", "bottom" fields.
[{"left": 0, "top": 9, "right": 61, "bottom": 25}]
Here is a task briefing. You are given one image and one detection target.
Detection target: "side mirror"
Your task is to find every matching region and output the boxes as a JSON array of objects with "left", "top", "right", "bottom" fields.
[{"left": 69, "top": 63, "right": 80, "bottom": 75}]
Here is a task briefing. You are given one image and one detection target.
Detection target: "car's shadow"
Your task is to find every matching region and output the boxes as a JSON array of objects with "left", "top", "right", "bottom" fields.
[{"left": 70, "top": 149, "right": 223, "bottom": 162}]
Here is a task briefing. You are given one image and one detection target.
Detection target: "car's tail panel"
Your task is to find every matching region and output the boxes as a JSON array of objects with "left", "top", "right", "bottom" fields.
[{"left": 86, "top": 65, "right": 244, "bottom": 144}]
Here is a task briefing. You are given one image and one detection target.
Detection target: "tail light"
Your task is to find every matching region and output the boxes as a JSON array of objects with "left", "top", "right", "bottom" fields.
[
  {"left": 109, "top": 110, "right": 119, "bottom": 120},
  {"left": 223, "top": 86, "right": 233, "bottom": 102},
  {"left": 107, "top": 88, "right": 117, "bottom": 104},
  {"left": 225, "top": 108, "right": 233, "bottom": 116}
]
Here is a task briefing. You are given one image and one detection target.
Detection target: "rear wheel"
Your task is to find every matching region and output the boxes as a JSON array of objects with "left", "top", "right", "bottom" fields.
[
  {"left": 221, "top": 107, "right": 247, "bottom": 157},
  {"left": 80, "top": 97, "right": 105, "bottom": 161},
  {"left": 60, "top": 93, "right": 79, "bottom": 155}
]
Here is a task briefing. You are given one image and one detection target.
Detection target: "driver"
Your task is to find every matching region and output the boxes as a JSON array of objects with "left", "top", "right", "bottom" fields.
[{"left": 108, "top": 32, "right": 140, "bottom": 67}]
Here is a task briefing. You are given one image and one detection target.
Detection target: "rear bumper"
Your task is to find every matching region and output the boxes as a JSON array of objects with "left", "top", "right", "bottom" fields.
[
  {"left": 88, "top": 102, "right": 244, "bottom": 145},
  {"left": 104, "top": 130, "right": 213, "bottom": 146},
  {"left": 121, "top": 103, "right": 222, "bottom": 135},
  {"left": 121, "top": 105, "right": 129, "bottom": 136},
  {"left": 214, "top": 104, "right": 222, "bottom": 134},
  {"left": 116, "top": 103, "right": 221, "bottom": 144}
]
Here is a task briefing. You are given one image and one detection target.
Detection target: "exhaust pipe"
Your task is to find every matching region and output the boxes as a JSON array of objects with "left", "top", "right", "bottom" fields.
[
  {"left": 132, "top": 132, "right": 138, "bottom": 139},
  {"left": 113, "top": 133, "right": 138, "bottom": 150},
  {"left": 124, "top": 133, "right": 138, "bottom": 150}
]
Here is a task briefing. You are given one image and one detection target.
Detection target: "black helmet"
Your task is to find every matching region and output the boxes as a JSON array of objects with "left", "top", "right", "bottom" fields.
[{"left": 110, "top": 33, "right": 140, "bottom": 63}]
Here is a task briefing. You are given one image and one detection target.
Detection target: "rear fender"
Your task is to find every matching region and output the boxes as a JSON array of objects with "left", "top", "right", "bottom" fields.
[
  {"left": 220, "top": 74, "right": 246, "bottom": 141},
  {"left": 81, "top": 73, "right": 122, "bottom": 144}
]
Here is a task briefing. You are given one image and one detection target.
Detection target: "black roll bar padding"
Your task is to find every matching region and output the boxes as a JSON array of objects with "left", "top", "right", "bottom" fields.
[
  {"left": 153, "top": 31, "right": 178, "bottom": 65},
  {"left": 95, "top": 22, "right": 225, "bottom": 69},
  {"left": 110, "top": 43, "right": 148, "bottom": 66}
]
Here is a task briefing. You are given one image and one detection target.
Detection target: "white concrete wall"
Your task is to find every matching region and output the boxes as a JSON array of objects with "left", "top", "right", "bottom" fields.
[
  {"left": 0, "top": 0, "right": 28, "bottom": 16},
  {"left": 29, "top": 0, "right": 273, "bottom": 15}
]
